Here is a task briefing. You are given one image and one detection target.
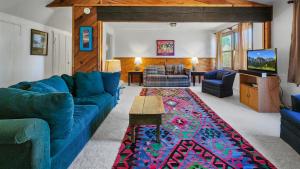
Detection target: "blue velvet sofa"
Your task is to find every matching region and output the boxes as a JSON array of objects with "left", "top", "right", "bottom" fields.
[
  {"left": 0, "top": 71, "right": 120, "bottom": 169},
  {"left": 202, "top": 70, "right": 236, "bottom": 98},
  {"left": 281, "top": 94, "right": 300, "bottom": 154}
]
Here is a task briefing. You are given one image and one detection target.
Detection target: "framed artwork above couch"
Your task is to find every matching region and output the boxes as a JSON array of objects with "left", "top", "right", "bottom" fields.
[{"left": 157, "top": 40, "right": 175, "bottom": 56}]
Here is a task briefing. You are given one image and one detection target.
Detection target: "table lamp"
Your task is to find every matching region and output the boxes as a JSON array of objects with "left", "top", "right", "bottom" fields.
[
  {"left": 105, "top": 59, "right": 121, "bottom": 72},
  {"left": 192, "top": 57, "right": 199, "bottom": 71},
  {"left": 134, "top": 57, "right": 142, "bottom": 71}
]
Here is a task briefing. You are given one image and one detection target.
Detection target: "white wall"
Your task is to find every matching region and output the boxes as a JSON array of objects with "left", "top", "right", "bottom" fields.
[
  {"left": 113, "top": 29, "right": 213, "bottom": 58},
  {"left": 272, "top": 0, "right": 300, "bottom": 105},
  {"left": 253, "top": 23, "right": 264, "bottom": 49},
  {"left": 0, "top": 12, "right": 72, "bottom": 87},
  {"left": 102, "top": 23, "right": 115, "bottom": 69}
]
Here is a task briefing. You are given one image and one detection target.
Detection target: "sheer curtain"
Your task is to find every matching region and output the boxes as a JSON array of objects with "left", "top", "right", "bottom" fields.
[
  {"left": 288, "top": 0, "right": 300, "bottom": 85},
  {"left": 233, "top": 22, "right": 253, "bottom": 70},
  {"left": 215, "top": 32, "right": 222, "bottom": 69}
]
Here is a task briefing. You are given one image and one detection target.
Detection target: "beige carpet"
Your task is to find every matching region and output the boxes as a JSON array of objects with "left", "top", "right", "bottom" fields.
[{"left": 69, "top": 85, "right": 300, "bottom": 169}]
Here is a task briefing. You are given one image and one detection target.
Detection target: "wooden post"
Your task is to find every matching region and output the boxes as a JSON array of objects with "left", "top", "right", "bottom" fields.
[{"left": 263, "top": 21, "right": 272, "bottom": 49}]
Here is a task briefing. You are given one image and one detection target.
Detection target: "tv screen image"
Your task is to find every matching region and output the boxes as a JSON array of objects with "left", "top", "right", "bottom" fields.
[{"left": 247, "top": 49, "right": 277, "bottom": 73}]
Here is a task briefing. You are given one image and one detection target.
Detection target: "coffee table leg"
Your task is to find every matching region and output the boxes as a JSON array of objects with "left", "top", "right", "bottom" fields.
[
  {"left": 131, "top": 125, "right": 135, "bottom": 143},
  {"left": 156, "top": 125, "right": 160, "bottom": 143}
]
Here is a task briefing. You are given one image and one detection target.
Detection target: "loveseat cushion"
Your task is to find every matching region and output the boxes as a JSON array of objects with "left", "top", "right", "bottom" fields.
[
  {"left": 146, "top": 75, "right": 167, "bottom": 81},
  {"left": 165, "top": 65, "right": 174, "bottom": 75},
  {"left": 38, "top": 76, "right": 69, "bottom": 93},
  {"left": 167, "top": 75, "right": 188, "bottom": 80},
  {"left": 174, "top": 64, "right": 184, "bottom": 75},
  {"left": 101, "top": 72, "right": 121, "bottom": 96},
  {"left": 281, "top": 109, "right": 300, "bottom": 129},
  {"left": 203, "top": 79, "right": 224, "bottom": 86},
  {"left": 75, "top": 72, "right": 105, "bottom": 98},
  {"left": 0, "top": 88, "right": 74, "bottom": 139},
  {"left": 74, "top": 92, "right": 114, "bottom": 113},
  {"left": 50, "top": 105, "right": 99, "bottom": 157},
  {"left": 28, "top": 82, "right": 58, "bottom": 93}
]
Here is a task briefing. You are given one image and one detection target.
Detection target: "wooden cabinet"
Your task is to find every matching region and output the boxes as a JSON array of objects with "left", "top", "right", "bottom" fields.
[{"left": 239, "top": 73, "right": 280, "bottom": 113}]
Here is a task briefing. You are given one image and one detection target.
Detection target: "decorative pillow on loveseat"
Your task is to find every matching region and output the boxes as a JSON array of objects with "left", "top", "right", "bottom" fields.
[
  {"left": 101, "top": 72, "right": 121, "bottom": 96},
  {"left": 75, "top": 72, "right": 105, "bottom": 98},
  {"left": 0, "top": 88, "right": 74, "bottom": 139}
]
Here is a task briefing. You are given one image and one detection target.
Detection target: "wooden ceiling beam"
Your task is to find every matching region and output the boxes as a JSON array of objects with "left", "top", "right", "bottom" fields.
[{"left": 47, "top": 0, "right": 270, "bottom": 7}]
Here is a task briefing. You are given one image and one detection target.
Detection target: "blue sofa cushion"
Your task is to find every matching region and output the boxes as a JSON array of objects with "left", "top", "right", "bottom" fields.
[
  {"left": 51, "top": 105, "right": 99, "bottom": 157},
  {"left": 292, "top": 95, "right": 300, "bottom": 112},
  {"left": 75, "top": 72, "right": 105, "bottom": 98},
  {"left": 74, "top": 93, "right": 113, "bottom": 111},
  {"left": 0, "top": 88, "right": 74, "bottom": 139},
  {"left": 9, "top": 81, "right": 32, "bottom": 90},
  {"left": 281, "top": 109, "right": 300, "bottom": 129},
  {"left": 61, "top": 74, "right": 75, "bottom": 94},
  {"left": 203, "top": 79, "right": 223, "bottom": 86},
  {"left": 101, "top": 72, "right": 120, "bottom": 96},
  {"left": 28, "top": 82, "right": 58, "bottom": 93},
  {"left": 38, "top": 76, "right": 69, "bottom": 93}
]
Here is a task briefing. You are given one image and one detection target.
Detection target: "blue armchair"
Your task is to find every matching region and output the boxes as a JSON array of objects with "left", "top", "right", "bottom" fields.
[
  {"left": 281, "top": 95, "right": 300, "bottom": 154},
  {"left": 202, "top": 70, "right": 236, "bottom": 98}
]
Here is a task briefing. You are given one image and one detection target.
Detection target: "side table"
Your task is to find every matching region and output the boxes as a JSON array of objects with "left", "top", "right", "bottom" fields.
[{"left": 128, "top": 71, "right": 143, "bottom": 86}]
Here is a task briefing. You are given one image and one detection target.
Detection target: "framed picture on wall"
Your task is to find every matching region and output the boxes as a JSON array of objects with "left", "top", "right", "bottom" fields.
[
  {"left": 80, "top": 26, "right": 93, "bottom": 51},
  {"left": 157, "top": 40, "right": 175, "bottom": 56},
  {"left": 30, "top": 29, "right": 48, "bottom": 56}
]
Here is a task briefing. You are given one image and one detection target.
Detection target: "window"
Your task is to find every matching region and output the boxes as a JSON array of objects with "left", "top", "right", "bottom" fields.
[{"left": 221, "top": 34, "right": 233, "bottom": 69}]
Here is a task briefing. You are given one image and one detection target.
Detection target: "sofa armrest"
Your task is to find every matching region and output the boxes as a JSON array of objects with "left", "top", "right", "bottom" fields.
[
  {"left": 204, "top": 70, "right": 218, "bottom": 80},
  {"left": 292, "top": 95, "right": 300, "bottom": 112},
  {"left": 101, "top": 72, "right": 121, "bottom": 96},
  {"left": 222, "top": 72, "right": 236, "bottom": 88},
  {"left": 0, "top": 118, "right": 51, "bottom": 169},
  {"left": 184, "top": 68, "right": 191, "bottom": 79}
]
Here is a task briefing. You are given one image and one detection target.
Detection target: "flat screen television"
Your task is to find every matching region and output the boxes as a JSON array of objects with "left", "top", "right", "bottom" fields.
[{"left": 247, "top": 49, "right": 277, "bottom": 73}]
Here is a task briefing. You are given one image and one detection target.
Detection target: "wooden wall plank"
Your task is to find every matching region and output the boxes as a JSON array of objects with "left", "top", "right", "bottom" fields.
[
  {"left": 115, "top": 57, "right": 215, "bottom": 82},
  {"left": 97, "top": 6, "right": 273, "bottom": 22},
  {"left": 263, "top": 21, "right": 272, "bottom": 49},
  {"left": 73, "top": 6, "right": 100, "bottom": 73}
]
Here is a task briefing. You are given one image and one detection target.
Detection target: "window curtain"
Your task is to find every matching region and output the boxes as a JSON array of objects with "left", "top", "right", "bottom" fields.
[
  {"left": 288, "top": 0, "right": 300, "bottom": 85},
  {"left": 215, "top": 32, "right": 222, "bottom": 69},
  {"left": 233, "top": 22, "right": 253, "bottom": 70}
]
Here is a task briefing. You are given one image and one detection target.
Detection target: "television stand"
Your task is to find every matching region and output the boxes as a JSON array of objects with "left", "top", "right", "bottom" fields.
[
  {"left": 239, "top": 73, "right": 280, "bottom": 112},
  {"left": 238, "top": 69, "right": 276, "bottom": 77}
]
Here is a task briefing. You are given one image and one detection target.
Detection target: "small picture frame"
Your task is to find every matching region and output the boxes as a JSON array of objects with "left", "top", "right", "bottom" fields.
[
  {"left": 157, "top": 40, "right": 175, "bottom": 56},
  {"left": 30, "top": 29, "right": 48, "bottom": 56},
  {"left": 80, "top": 26, "right": 93, "bottom": 51}
]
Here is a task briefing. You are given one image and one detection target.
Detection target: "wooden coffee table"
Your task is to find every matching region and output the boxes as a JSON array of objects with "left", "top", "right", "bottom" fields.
[{"left": 129, "top": 96, "right": 164, "bottom": 143}]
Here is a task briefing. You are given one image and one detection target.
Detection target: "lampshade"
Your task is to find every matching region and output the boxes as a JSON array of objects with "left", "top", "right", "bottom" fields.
[
  {"left": 105, "top": 60, "right": 121, "bottom": 72},
  {"left": 134, "top": 57, "right": 142, "bottom": 65},
  {"left": 192, "top": 57, "right": 199, "bottom": 64}
]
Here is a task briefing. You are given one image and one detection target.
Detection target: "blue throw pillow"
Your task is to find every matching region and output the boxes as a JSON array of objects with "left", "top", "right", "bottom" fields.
[
  {"left": 0, "top": 88, "right": 74, "bottom": 139},
  {"left": 28, "top": 82, "right": 58, "bottom": 93},
  {"left": 75, "top": 72, "right": 105, "bottom": 98},
  {"left": 38, "top": 76, "right": 69, "bottom": 93},
  {"left": 61, "top": 74, "right": 75, "bottom": 94},
  {"left": 101, "top": 72, "right": 121, "bottom": 96}
]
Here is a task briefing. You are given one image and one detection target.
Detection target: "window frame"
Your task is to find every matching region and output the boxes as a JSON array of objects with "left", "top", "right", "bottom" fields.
[{"left": 221, "top": 31, "right": 234, "bottom": 70}]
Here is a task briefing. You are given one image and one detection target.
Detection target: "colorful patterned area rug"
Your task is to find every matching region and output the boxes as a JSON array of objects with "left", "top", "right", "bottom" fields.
[{"left": 113, "top": 88, "right": 276, "bottom": 169}]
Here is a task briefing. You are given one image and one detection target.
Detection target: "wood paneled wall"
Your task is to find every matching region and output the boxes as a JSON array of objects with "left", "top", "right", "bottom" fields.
[
  {"left": 115, "top": 57, "right": 215, "bottom": 82},
  {"left": 263, "top": 21, "right": 272, "bottom": 49},
  {"left": 73, "top": 6, "right": 101, "bottom": 73}
]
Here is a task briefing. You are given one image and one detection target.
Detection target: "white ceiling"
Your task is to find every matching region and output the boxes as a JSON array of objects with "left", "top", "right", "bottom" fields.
[
  {"left": 0, "top": 0, "right": 275, "bottom": 33},
  {"left": 107, "top": 22, "right": 238, "bottom": 31},
  {"left": 0, "top": 0, "right": 72, "bottom": 32}
]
